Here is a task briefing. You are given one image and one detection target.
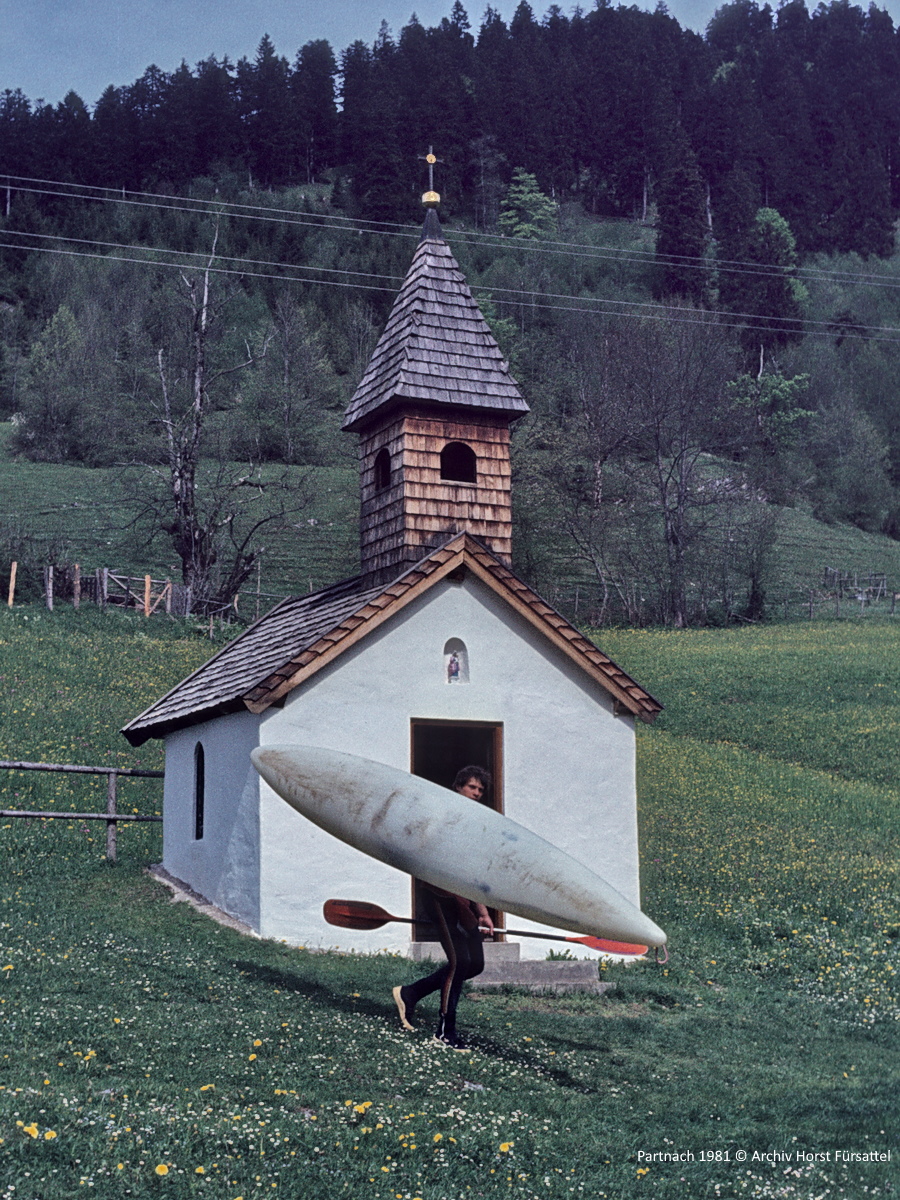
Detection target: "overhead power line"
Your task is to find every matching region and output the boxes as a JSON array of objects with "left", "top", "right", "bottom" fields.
[
  {"left": 4, "top": 171, "right": 900, "bottom": 290},
  {"left": 4, "top": 230, "right": 900, "bottom": 342}
]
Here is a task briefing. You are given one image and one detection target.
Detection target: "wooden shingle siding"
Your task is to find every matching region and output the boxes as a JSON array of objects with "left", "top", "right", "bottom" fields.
[{"left": 357, "top": 407, "right": 516, "bottom": 580}]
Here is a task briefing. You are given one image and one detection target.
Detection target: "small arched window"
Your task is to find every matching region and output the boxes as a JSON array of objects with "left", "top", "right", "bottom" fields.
[
  {"left": 440, "top": 441, "right": 476, "bottom": 484},
  {"left": 373, "top": 447, "right": 391, "bottom": 491},
  {"left": 194, "top": 742, "right": 205, "bottom": 841}
]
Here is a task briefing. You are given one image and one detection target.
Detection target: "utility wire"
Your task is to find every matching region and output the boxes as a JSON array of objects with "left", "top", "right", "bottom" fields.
[
  {"left": 3, "top": 232, "right": 897, "bottom": 343},
  {"left": 0, "top": 227, "right": 406, "bottom": 286},
  {"left": 0, "top": 239, "right": 400, "bottom": 296},
  {"left": 3, "top": 228, "right": 899, "bottom": 341},
  {"left": 5, "top": 171, "right": 900, "bottom": 289}
]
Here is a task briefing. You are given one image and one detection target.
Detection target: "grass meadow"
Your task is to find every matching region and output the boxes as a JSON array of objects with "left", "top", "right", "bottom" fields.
[{"left": 0, "top": 607, "right": 897, "bottom": 1199}]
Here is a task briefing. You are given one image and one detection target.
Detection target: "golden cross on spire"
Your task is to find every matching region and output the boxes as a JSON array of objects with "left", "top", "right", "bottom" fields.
[{"left": 419, "top": 145, "right": 443, "bottom": 207}]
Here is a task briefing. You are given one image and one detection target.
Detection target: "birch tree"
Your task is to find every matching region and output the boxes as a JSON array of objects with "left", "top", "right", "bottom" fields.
[{"left": 147, "top": 231, "right": 305, "bottom": 613}]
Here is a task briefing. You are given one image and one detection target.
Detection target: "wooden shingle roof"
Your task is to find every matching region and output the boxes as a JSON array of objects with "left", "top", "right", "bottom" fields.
[
  {"left": 341, "top": 209, "right": 529, "bottom": 432},
  {"left": 121, "top": 575, "right": 383, "bottom": 746},
  {"left": 122, "top": 534, "right": 661, "bottom": 746}
]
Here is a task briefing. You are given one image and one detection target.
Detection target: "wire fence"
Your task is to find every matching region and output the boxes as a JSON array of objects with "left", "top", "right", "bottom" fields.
[
  {"left": 5, "top": 555, "right": 899, "bottom": 629},
  {"left": 541, "top": 573, "right": 900, "bottom": 628}
]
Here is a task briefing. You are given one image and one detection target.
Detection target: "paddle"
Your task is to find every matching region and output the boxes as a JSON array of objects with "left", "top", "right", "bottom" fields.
[{"left": 323, "top": 898, "right": 649, "bottom": 956}]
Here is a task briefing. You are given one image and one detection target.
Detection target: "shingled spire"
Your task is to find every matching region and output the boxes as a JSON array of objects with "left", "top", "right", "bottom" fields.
[{"left": 344, "top": 186, "right": 529, "bottom": 584}]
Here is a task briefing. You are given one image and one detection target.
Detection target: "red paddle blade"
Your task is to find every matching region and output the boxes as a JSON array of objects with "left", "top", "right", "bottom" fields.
[
  {"left": 323, "top": 899, "right": 393, "bottom": 930},
  {"left": 575, "top": 936, "right": 649, "bottom": 955}
]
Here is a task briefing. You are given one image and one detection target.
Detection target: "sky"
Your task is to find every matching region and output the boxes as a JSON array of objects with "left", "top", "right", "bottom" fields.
[{"left": 0, "top": 0, "right": 770, "bottom": 108}]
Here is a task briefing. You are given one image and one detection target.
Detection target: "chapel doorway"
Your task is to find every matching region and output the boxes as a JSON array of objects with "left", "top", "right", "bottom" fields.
[{"left": 410, "top": 719, "right": 503, "bottom": 942}]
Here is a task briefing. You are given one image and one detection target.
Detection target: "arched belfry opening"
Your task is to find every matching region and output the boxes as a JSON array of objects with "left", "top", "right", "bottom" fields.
[
  {"left": 373, "top": 447, "right": 391, "bottom": 491},
  {"left": 343, "top": 190, "right": 529, "bottom": 584},
  {"left": 440, "top": 442, "right": 476, "bottom": 484}
]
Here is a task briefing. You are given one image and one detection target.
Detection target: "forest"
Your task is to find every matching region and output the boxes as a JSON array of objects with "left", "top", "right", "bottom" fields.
[{"left": 1, "top": 0, "right": 900, "bottom": 624}]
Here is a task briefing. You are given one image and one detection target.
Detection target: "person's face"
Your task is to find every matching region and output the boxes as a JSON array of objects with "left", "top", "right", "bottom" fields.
[{"left": 457, "top": 776, "right": 484, "bottom": 801}]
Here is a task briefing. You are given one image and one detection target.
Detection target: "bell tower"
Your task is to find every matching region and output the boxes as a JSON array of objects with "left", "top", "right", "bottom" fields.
[{"left": 343, "top": 167, "right": 529, "bottom": 585}]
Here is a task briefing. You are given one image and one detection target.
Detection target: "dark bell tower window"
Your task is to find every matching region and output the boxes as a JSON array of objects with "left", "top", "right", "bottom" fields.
[
  {"left": 440, "top": 441, "right": 476, "bottom": 483},
  {"left": 373, "top": 447, "right": 391, "bottom": 491},
  {"left": 194, "top": 742, "right": 205, "bottom": 841}
]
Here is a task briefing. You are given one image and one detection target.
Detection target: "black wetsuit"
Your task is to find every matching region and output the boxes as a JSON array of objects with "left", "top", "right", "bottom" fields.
[{"left": 405, "top": 885, "right": 485, "bottom": 1038}]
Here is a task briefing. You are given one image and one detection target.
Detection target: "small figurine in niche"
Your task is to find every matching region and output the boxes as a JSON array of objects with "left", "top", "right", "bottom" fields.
[{"left": 447, "top": 651, "right": 461, "bottom": 683}]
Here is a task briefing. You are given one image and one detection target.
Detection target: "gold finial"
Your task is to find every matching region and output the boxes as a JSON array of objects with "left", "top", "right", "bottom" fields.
[{"left": 419, "top": 145, "right": 443, "bottom": 207}]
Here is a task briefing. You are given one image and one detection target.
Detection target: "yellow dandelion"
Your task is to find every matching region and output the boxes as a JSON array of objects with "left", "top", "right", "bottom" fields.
[
  {"left": 44, "top": 1130, "right": 57, "bottom": 1140},
  {"left": 253, "top": 1039, "right": 262, "bottom": 1047},
  {"left": 23, "top": 1123, "right": 39, "bottom": 1138},
  {"left": 200, "top": 1084, "right": 215, "bottom": 1091},
  {"left": 248, "top": 1054, "right": 257, "bottom": 1061},
  {"left": 434, "top": 1133, "right": 443, "bottom": 1143},
  {"left": 195, "top": 1166, "right": 206, "bottom": 1174},
  {"left": 154, "top": 1164, "right": 169, "bottom": 1176},
  {"left": 499, "top": 1142, "right": 513, "bottom": 1153}
]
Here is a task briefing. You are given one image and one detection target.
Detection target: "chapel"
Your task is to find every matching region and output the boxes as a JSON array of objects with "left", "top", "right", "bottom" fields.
[{"left": 123, "top": 189, "right": 661, "bottom": 958}]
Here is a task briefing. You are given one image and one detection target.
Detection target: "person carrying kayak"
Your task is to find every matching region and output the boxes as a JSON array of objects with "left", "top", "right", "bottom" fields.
[{"left": 392, "top": 765, "right": 494, "bottom": 1051}]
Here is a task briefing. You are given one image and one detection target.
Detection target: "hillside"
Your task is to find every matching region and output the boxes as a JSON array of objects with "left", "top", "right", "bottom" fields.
[
  {"left": 0, "top": 423, "right": 359, "bottom": 607},
  {"left": 3, "top": 420, "right": 900, "bottom": 623},
  {"left": 0, "top": 610, "right": 896, "bottom": 1197}
]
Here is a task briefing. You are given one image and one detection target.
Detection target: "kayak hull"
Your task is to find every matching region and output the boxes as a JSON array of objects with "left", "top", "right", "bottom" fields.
[{"left": 251, "top": 744, "right": 666, "bottom": 948}]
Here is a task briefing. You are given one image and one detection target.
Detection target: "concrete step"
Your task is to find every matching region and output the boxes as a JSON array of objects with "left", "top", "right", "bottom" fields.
[
  {"left": 469, "top": 959, "right": 612, "bottom": 994},
  {"left": 408, "top": 940, "right": 521, "bottom": 963}
]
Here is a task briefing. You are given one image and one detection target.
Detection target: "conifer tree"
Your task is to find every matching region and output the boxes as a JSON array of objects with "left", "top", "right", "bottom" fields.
[
  {"left": 732, "top": 207, "right": 807, "bottom": 368},
  {"left": 653, "top": 143, "right": 710, "bottom": 303},
  {"left": 498, "top": 168, "right": 557, "bottom": 238}
]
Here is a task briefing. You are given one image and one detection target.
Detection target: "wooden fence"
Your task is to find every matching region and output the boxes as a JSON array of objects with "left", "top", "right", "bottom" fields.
[
  {"left": 8, "top": 561, "right": 282, "bottom": 622},
  {"left": 29, "top": 564, "right": 193, "bottom": 616},
  {"left": 0, "top": 760, "right": 164, "bottom": 862}
]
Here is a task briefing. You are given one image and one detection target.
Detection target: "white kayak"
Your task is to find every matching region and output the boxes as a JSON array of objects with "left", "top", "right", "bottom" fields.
[{"left": 251, "top": 744, "right": 666, "bottom": 948}]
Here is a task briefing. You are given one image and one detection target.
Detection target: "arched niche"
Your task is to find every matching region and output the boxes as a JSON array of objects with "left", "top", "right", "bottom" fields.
[
  {"left": 443, "top": 637, "right": 470, "bottom": 684},
  {"left": 373, "top": 446, "right": 391, "bottom": 491},
  {"left": 440, "top": 441, "right": 476, "bottom": 484}
]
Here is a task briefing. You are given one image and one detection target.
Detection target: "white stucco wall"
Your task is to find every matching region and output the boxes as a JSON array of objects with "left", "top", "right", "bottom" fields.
[
  {"left": 255, "top": 573, "right": 640, "bottom": 959},
  {"left": 162, "top": 709, "right": 262, "bottom": 929}
]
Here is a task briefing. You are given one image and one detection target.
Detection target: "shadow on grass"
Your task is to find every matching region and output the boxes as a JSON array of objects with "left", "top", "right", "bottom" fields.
[{"left": 233, "top": 958, "right": 602, "bottom": 1093}]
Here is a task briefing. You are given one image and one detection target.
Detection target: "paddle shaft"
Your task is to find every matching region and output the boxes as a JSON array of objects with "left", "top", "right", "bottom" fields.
[{"left": 322, "top": 899, "right": 648, "bottom": 955}]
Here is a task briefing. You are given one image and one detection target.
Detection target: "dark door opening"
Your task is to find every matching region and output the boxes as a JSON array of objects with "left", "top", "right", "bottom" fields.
[{"left": 410, "top": 719, "right": 503, "bottom": 942}]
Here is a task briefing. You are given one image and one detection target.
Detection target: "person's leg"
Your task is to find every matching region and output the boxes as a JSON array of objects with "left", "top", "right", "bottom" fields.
[
  {"left": 431, "top": 902, "right": 482, "bottom": 1050},
  {"left": 436, "top": 926, "right": 483, "bottom": 1048},
  {"left": 392, "top": 893, "right": 455, "bottom": 1029}
]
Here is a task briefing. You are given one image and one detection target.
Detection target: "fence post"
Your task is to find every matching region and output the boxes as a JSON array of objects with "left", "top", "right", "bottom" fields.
[
  {"left": 7, "top": 560, "right": 16, "bottom": 608},
  {"left": 73, "top": 563, "right": 81, "bottom": 610},
  {"left": 106, "top": 771, "right": 118, "bottom": 862},
  {"left": 44, "top": 565, "right": 54, "bottom": 611},
  {"left": 144, "top": 574, "right": 152, "bottom": 617}
]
